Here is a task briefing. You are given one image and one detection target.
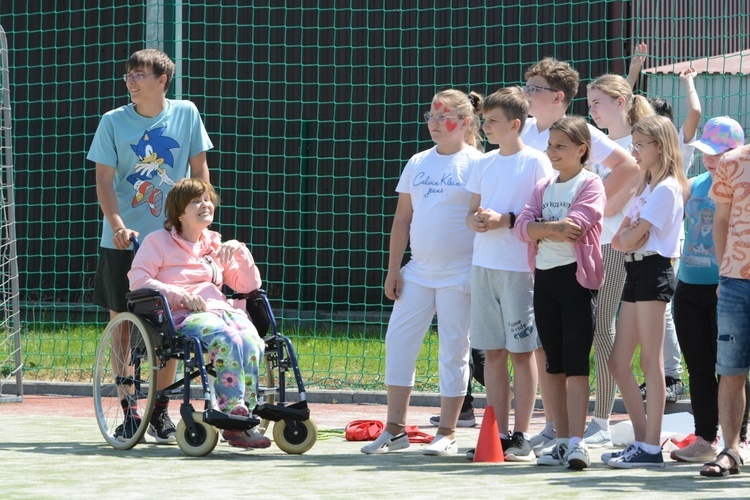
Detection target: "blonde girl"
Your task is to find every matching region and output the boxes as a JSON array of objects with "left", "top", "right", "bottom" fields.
[
  {"left": 607, "top": 115, "right": 689, "bottom": 469},
  {"left": 582, "top": 74, "right": 654, "bottom": 446}
]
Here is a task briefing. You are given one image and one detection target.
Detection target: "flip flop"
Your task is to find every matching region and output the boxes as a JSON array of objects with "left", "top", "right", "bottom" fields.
[{"left": 700, "top": 448, "right": 742, "bottom": 477}]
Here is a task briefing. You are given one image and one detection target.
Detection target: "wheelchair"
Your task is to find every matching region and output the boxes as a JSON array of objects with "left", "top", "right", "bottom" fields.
[{"left": 93, "top": 287, "right": 317, "bottom": 457}]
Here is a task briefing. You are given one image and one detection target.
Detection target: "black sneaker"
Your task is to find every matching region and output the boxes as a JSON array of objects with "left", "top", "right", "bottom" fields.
[
  {"left": 465, "top": 434, "right": 511, "bottom": 461},
  {"left": 114, "top": 413, "right": 142, "bottom": 442},
  {"left": 641, "top": 377, "right": 687, "bottom": 402},
  {"left": 504, "top": 432, "right": 534, "bottom": 462},
  {"left": 665, "top": 377, "right": 686, "bottom": 402},
  {"left": 428, "top": 408, "right": 477, "bottom": 428},
  {"left": 501, "top": 435, "right": 512, "bottom": 451},
  {"left": 148, "top": 410, "right": 177, "bottom": 444}
]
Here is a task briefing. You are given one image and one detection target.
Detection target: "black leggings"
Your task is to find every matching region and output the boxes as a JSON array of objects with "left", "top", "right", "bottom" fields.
[
  {"left": 534, "top": 263, "right": 596, "bottom": 377},
  {"left": 673, "top": 280, "right": 750, "bottom": 441},
  {"left": 462, "top": 349, "right": 486, "bottom": 412}
]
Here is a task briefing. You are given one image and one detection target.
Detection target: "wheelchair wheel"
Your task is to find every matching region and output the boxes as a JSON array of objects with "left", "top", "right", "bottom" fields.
[
  {"left": 93, "top": 312, "right": 157, "bottom": 450},
  {"left": 175, "top": 412, "right": 219, "bottom": 457},
  {"left": 272, "top": 418, "right": 318, "bottom": 454}
]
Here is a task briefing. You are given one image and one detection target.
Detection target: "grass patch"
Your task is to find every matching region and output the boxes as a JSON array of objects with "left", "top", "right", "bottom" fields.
[{"left": 14, "top": 322, "right": 684, "bottom": 396}]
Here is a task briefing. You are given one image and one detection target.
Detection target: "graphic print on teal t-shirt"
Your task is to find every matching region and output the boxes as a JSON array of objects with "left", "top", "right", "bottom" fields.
[
  {"left": 683, "top": 197, "right": 716, "bottom": 268},
  {"left": 126, "top": 126, "right": 180, "bottom": 217},
  {"left": 680, "top": 173, "right": 719, "bottom": 284}
]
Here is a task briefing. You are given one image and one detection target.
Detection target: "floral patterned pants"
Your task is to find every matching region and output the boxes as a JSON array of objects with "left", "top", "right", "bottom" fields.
[{"left": 174, "top": 309, "right": 265, "bottom": 412}]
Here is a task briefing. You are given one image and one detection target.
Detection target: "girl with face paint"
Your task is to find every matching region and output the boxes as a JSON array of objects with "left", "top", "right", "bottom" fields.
[{"left": 361, "top": 90, "right": 484, "bottom": 457}]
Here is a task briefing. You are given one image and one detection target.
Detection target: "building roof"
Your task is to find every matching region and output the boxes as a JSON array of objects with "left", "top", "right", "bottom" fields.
[{"left": 643, "top": 49, "right": 750, "bottom": 76}]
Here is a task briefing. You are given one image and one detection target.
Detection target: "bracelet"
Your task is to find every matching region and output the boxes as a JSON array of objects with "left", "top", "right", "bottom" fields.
[
  {"left": 113, "top": 227, "right": 126, "bottom": 234},
  {"left": 508, "top": 212, "right": 516, "bottom": 229}
]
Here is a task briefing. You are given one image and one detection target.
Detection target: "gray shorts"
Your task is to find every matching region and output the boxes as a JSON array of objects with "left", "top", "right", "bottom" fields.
[{"left": 470, "top": 266, "right": 538, "bottom": 353}]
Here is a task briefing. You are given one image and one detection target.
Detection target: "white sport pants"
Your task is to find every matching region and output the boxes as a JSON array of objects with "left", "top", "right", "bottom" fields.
[{"left": 384, "top": 279, "right": 471, "bottom": 397}]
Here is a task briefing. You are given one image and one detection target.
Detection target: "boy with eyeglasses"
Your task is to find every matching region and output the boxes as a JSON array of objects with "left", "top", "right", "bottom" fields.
[
  {"left": 88, "top": 48, "right": 213, "bottom": 444},
  {"left": 519, "top": 57, "right": 640, "bottom": 456}
]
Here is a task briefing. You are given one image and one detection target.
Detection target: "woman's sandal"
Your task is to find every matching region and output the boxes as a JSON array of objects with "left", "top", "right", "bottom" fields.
[{"left": 700, "top": 447, "right": 742, "bottom": 477}]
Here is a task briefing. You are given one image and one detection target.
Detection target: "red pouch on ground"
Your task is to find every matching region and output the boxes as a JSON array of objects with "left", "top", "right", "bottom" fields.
[
  {"left": 670, "top": 433, "right": 697, "bottom": 449},
  {"left": 405, "top": 425, "right": 433, "bottom": 444},
  {"left": 345, "top": 420, "right": 384, "bottom": 441}
]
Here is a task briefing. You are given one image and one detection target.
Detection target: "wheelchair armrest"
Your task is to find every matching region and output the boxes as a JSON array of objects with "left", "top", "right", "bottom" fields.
[
  {"left": 230, "top": 288, "right": 267, "bottom": 301},
  {"left": 125, "top": 288, "right": 164, "bottom": 302},
  {"left": 126, "top": 289, "right": 175, "bottom": 334},
  {"left": 230, "top": 289, "right": 273, "bottom": 338}
]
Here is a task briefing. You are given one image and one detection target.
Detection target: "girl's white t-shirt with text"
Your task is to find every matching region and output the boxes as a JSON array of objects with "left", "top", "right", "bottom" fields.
[
  {"left": 625, "top": 176, "right": 684, "bottom": 259},
  {"left": 396, "top": 145, "right": 484, "bottom": 284},
  {"left": 536, "top": 169, "right": 600, "bottom": 270}
]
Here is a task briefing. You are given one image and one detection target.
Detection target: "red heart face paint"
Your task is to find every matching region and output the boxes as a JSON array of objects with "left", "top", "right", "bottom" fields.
[
  {"left": 445, "top": 120, "right": 458, "bottom": 132},
  {"left": 432, "top": 101, "right": 443, "bottom": 111}
]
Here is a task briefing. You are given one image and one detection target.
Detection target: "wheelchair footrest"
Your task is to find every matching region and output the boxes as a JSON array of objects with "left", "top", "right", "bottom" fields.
[
  {"left": 254, "top": 400, "right": 310, "bottom": 422},
  {"left": 203, "top": 408, "right": 260, "bottom": 431}
]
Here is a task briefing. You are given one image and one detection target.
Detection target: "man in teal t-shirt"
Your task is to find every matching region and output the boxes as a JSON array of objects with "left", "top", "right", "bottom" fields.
[{"left": 87, "top": 48, "right": 213, "bottom": 444}]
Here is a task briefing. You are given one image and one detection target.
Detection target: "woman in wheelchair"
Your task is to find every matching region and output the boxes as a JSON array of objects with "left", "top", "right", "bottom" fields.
[{"left": 128, "top": 177, "right": 271, "bottom": 449}]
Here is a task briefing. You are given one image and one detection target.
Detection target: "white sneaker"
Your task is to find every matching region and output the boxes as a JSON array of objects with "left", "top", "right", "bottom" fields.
[
  {"left": 531, "top": 428, "right": 557, "bottom": 457},
  {"left": 583, "top": 420, "right": 611, "bottom": 448},
  {"left": 360, "top": 431, "right": 409, "bottom": 455},
  {"left": 566, "top": 443, "right": 591, "bottom": 470},
  {"left": 537, "top": 439, "right": 568, "bottom": 466},
  {"left": 669, "top": 436, "right": 719, "bottom": 463},
  {"left": 423, "top": 434, "right": 458, "bottom": 456}
]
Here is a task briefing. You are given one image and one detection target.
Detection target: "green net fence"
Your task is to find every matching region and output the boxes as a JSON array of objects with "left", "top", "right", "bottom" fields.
[{"left": 1, "top": 2, "right": 748, "bottom": 393}]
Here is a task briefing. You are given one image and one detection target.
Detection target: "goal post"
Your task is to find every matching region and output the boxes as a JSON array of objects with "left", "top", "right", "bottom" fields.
[{"left": 0, "top": 23, "right": 23, "bottom": 403}]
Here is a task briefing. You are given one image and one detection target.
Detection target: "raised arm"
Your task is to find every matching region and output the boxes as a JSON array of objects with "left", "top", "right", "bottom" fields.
[
  {"left": 626, "top": 42, "right": 649, "bottom": 89},
  {"left": 678, "top": 67, "right": 702, "bottom": 144},
  {"left": 217, "top": 240, "right": 263, "bottom": 294}
]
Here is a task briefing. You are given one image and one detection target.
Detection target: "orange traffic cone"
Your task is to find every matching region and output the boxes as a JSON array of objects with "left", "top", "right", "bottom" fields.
[{"left": 473, "top": 405, "right": 505, "bottom": 463}]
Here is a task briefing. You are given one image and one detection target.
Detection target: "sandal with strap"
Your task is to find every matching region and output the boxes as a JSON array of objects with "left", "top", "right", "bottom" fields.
[{"left": 700, "top": 447, "right": 743, "bottom": 477}]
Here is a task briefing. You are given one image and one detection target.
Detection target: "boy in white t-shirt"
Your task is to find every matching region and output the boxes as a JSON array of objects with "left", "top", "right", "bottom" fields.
[
  {"left": 521, "top": 58, "right": 639, "bottom": 215},
  {"left": 465, "top": 87, "right": 553, "bottom": 461},
  {"left": 519, "top": 57, "right": 640, "bottom": 453}
]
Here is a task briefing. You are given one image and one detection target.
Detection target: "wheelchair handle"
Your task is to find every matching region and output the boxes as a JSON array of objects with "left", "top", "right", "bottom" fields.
[{"left": 131, "top": 234, "right": 140, "bottom": 253}]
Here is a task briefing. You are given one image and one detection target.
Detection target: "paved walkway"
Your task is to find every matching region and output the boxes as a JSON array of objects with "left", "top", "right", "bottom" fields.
[{"left": 1, "top": 395, "right": 747, "bottom": 499}]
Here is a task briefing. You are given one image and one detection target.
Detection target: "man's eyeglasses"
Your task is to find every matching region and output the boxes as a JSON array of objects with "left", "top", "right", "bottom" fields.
[
  {"left": 123, "top": 73, "right": 156, "bottom": 83},
  {"left": 628, "top": 141, "right": 657, "bottom": 153},
  {"left": 522, "top": 84, "right": 559, "bottom": 95},
  {"left": 423, "top": 112, "right": 459, "bottom": 124}
]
